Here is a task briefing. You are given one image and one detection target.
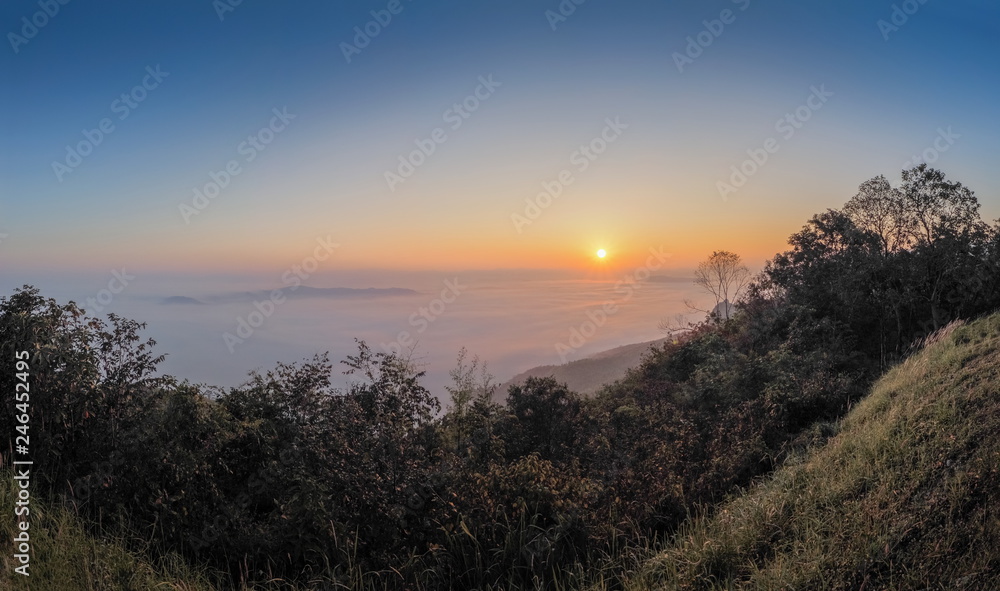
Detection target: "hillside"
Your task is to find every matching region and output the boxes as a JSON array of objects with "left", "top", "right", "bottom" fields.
[
  {"left": 622, "top": 314, "right": 1000, "bottom": 590},
  {"left": 0, "top": 472, "right": 219, "bottom": 590},
  {"left": 498, "top": 337, "right": 669, "bottom": 397}
]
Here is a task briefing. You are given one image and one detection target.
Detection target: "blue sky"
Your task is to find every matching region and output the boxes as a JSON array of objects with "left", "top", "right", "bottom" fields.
[{"left": 1, "top": 0, "right": 999, "bottom": 276}]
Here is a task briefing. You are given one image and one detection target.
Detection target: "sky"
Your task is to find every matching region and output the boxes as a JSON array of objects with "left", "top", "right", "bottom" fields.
[{"left": 1, "top": 0, "right": 999, "bottom": 392}]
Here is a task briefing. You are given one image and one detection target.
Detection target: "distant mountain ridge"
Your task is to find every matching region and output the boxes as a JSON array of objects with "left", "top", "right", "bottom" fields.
[
  {"left": 161, "top": 285, "right": 418, "bottom": 305},
  {"left": 162, "top": 295, "right": 205, "bottom": 305},
  {"left": 498, "top": 337, "right": 669, "bottom": 397}
]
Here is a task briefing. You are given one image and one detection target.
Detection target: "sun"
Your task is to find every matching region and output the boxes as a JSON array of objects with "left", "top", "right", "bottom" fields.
[{"left": 596, "top": 249, "right": 607, "bottom": 259}]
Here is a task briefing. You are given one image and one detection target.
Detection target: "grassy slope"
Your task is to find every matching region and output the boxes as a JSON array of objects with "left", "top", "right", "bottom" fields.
[
  {"left": 0, "top": 472, "right": 221, "bottom": 591},
  {"left": 620, "top": 315, "right": 1000, "bottom": 590}
]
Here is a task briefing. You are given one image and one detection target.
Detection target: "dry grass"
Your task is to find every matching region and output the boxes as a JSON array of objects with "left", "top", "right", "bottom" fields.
[
  {"left": 0, "top": 475, "right": 222, "bottom": 591},
  {"left": 616, "top": 313, "right": 1000, "bottom": 591}
]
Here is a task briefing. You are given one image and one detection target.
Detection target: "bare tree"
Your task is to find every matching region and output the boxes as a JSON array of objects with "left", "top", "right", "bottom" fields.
[
  {"left": 690, "top": 251, "right": 749, "bottom": 321},
  {"left": 657, "top": 312, "right": 696, "bottom": 341}
]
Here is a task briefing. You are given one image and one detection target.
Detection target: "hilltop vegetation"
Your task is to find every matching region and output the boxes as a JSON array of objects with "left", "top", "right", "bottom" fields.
[
  {"left": 1, "top": 165, "right": 998, "bottom": 590},
  {"left": 626, "top": 315, "right": 1000, "bottom": 590}
]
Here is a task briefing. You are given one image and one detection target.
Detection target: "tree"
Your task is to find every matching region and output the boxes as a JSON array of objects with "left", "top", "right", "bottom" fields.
[
  {"left": 691, "top": 251, "right": 750, "bottom": 321},
  {"left": 0, "top": 286, "right": 165, "bottom": 497},
  {"left": 504, "top": 377, "right": 580, "bottom": 462},
  {"left": 843, "top": 175, "right": 909, "bottom": 254},
  {"left": 657, "top": 312, "right": 696, "bottom": 340},
  {"left": 901, "top": 164, "right": 983, "bottom": 246},
  {"left": 445, "top": 346, "right": 495, "bottom": 418},
  {"left": 442, "top": 347, "right": 502, "bottom": 461},
  {"left": 845, "top": 166, "right": 984, "bottom": 253}
]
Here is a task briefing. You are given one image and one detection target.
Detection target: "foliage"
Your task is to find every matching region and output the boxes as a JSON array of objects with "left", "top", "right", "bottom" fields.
[
  {"left": 0, "top": 469, "right": 222, "bottom": 590},
  {"left": 630, "top": 315, "right": 1000, "bottom": 590}
]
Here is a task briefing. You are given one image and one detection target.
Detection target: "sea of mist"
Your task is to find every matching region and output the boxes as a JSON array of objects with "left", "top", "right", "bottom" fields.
[{"left": 0, "top": 269, "right": 703, "bottom": 403}]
